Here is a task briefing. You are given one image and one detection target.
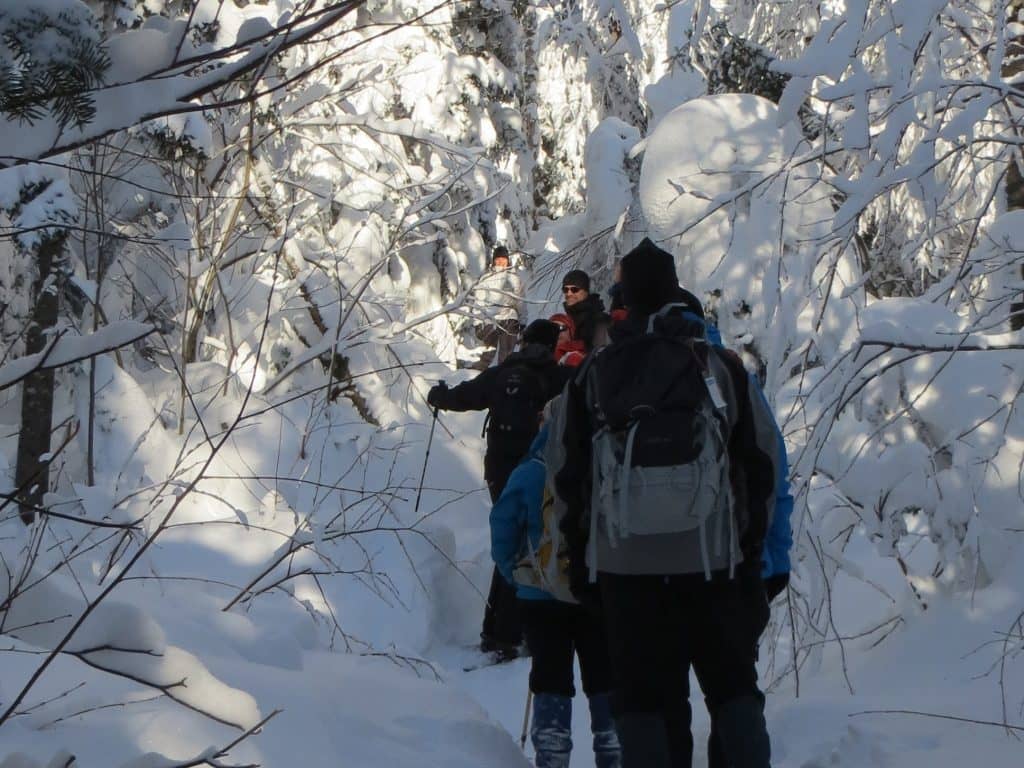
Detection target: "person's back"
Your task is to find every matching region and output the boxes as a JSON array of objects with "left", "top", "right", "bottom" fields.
[
  {"left": 555, "top": 237, "right": 779, "bottom": 768},
  {"left": 490, "top": 421, "right": 621, "bottom": 768},
  {"left": 428, "top": 318, "right": 565, "bottom": 658},
  {"left": 580, "top": 305, "right": 761, "bottom": 581},
  {"left": 429, "top": 320, "right": 565, "bottom": 498}
]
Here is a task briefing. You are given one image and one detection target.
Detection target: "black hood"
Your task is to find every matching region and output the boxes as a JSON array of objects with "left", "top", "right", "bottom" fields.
[
  {"left": 521, "top": 319, "right": 561, "bottom": 349},
  {"left": 504, "top": 342, "right": 558, "bottom": 367},
  {"left": 620, "top": 238, "right": 697, "bottom": 316}
]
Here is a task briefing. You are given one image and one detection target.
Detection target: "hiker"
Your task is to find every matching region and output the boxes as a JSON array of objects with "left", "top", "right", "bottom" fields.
[
  {"left": 490, "top": 403, "right": 620, "bottom": 768},
  {"left": 559, "top": 269, "right": 608, "bottom": 354},
  {"left": 475, "top": 245, "right": 524, "bottom": 368},
  {"left": 555, "top": 237, "right": 781, "bottom": 768},
  {"left": 706, "top": 402, "right": 792, "bottom": 768},
  {"left": 549, "top": 313, "right": 586, "bottom": 368},
  {"left": 428, "top": 319, "right": 567, "bottom": 658}
]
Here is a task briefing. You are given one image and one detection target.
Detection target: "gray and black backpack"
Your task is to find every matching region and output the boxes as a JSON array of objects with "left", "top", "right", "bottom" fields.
[{"left": 585, "top": 304, "right": 736, "bottom": 580}]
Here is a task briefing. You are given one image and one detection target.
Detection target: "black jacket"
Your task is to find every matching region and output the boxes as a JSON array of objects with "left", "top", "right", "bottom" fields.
[
  {"left": 431, "top": 342, "right": 569, "bottom": 467},
  {"left": 564, "top": 294, "right": 608, "bottom": 352}
]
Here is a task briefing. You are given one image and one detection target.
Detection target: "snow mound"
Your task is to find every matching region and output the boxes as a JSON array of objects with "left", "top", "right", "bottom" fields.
[{"left": 638, "top": 93, "right": 860, "bottom": 381}]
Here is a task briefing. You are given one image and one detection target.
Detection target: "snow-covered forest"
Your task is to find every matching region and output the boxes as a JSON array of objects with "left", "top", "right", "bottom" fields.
[{"left": 1, "top": 0, "right": 1023, "bottom": 765}]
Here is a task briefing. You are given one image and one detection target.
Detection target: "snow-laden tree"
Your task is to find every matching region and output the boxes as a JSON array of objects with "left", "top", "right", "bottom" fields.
[
  {"left": 0, "top": 1, "right": 539, "bottom": 763},
  {"left": 638, "top": 1, "right": 1024, "bottom": 703},
  {"left": 3, "top": 0, "right": 1024, "bottom": 763}
]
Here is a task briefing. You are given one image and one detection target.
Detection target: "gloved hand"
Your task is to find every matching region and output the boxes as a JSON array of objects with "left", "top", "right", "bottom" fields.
[
  {"left": 764, "top": 573, "right": 790, "bottom": 602},
  {"left": 558, "top": 350, "right": 585, "bottom": 367},
  {"left": 427, "top": 382, "right": 447, "bottom": 408}
]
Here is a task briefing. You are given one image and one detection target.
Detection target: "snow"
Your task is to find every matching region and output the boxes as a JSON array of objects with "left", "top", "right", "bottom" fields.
[
  {"left": 638, "top": 93, "right": 860, "bottom": 379},
  {"left": 3, "top": 2, "right": 1024, "bottom": 767},
  {"left": 0, "top": 321, "right": 154, "bottom": 390}
]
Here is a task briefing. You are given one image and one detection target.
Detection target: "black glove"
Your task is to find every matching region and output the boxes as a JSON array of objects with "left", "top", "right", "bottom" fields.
[
  {"left": 764, "top": 573, "right": 790, "bottom": 602},
  {"left": 427, "top": 382, "right": 447, "bottom": 408}
]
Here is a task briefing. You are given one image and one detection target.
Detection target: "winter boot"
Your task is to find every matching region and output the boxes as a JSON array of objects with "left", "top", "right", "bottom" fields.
[
  {"left": 614, "top": 712, "right": 673, "bottom": 768},
  {"left": 714, "top": 695, "right": 770, "bottom": 768},
  {"left": 588, "top": 693, "right": 622, "bottom": 768},
  {"left": 531, "top": 693, "right": 572, "bottom": 768}
]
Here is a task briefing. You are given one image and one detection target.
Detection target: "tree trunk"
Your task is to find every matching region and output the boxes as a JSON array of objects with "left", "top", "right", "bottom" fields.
[
  {"left": 1005, "top": 2, "right": 1024, "bottom": 330},
  {"left": 15, "top": 234, "right": 65, "bottom": 524}
]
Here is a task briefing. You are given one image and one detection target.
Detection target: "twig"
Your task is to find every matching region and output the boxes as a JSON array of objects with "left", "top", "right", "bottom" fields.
[{"left": 849, "top": 709, "right": 1024, "bottom": 732}]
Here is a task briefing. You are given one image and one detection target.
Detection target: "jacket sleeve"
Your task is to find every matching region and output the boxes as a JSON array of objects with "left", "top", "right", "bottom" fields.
[
  {"left": 434, "top": 368, "right": 497, "bottom": 412},
  {"left": 752, "top": 379, "right": 793, "bottom": 578},
  {"left": 490, "top": 468, "right": 527, "bottom": 585}
]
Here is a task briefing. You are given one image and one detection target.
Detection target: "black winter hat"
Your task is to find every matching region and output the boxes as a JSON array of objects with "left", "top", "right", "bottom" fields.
[
  {"left": 620, "top": 237, "right": 690, "bottom": 315},
  {"left": 521, "top": 319, "right": 561, "bottom": 349},
  {"left": 561, "top": 269, "right": 591, "bottom": 293}
]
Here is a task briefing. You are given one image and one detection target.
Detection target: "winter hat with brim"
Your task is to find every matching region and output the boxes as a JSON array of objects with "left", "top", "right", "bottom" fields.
[
  {"left": 522, "top": 319, "right": 562, "bottom": 349},
  {"left": 561, "top": 269, "right": 591, "bottom": 293},
  {"left": 621, "top": 237, "right": 693, "bottom": 316}
]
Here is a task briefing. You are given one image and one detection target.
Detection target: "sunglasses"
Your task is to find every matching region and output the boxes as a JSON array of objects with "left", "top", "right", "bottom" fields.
[{"left": 562, "top": 285, "right": 584, "bottom": 295}]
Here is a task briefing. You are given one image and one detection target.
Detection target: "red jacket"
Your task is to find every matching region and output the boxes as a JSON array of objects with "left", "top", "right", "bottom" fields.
[{"left": 549, "top": 313, "right": 586, "bottom": 367}]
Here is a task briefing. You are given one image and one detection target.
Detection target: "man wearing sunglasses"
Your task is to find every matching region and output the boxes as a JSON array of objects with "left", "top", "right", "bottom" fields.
[{"left": 560, "top": 270, "right": 608, "bottom": 355}]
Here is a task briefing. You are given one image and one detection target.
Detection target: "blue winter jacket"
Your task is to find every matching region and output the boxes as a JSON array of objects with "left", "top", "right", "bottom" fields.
[
  {"left": 758, "top": 384, "right": 793, "bottom": 578},
  {"left": 490, "top": 426, "right": 553, "bottom": 601},
  {"left": 683, "top": 312, "right": 793, "bottom": 579}
]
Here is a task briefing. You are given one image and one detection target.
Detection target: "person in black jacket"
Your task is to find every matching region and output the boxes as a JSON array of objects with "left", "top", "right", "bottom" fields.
[
  {"left": 428, "top": 318, "right": 567, "bottom": 657},
  {"left": 555, "top": 238, "right": 780, "bottom": 768},
  {"left": 561, "top": 269, "right": 608, "bottom": 353}
]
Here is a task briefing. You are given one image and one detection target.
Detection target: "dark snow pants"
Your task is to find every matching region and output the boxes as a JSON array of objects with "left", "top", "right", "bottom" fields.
[
  {"left": 519, "top": 599, "right": 614, "bottom": 697},
  {"left": 705, "top": 570, "right": 771, "bottom": 768},
  {"left": 598, "top": 568, "right": 771, "bottom": 768}
]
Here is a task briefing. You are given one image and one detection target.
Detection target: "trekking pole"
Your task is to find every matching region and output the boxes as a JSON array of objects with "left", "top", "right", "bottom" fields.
[
  {"left": 519, "top": 689, "right": 533, "bottom": 750},
  {"left": 414, "top": 385, "right": 442, "bottom": 516}
]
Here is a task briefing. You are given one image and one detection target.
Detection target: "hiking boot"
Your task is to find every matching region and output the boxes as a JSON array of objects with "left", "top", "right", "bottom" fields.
[
  {"left": 614, "top": 712, "right": 673, "bottom": 768},
  {"left": 532, "top": 693, "right": 572, "bottom": 768},
  {"left": 588, "top": 693, "right": 621, "bottom": 768}
]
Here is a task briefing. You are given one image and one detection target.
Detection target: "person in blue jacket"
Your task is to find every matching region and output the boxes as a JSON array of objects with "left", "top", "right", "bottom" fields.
[
  {"left": 690, "top": 315, "right": 794, "bottom": 768},
  {"left": 490, "top": 424, "right": 621, "bottom": 768},
  {"left": 614, "top": 289, "right": 794, "bottom": 768}
]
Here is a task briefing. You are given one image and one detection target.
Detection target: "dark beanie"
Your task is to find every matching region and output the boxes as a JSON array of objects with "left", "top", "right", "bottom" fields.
[
  {"left": 521, "top": 319, "right": 561, "bottom": 349},
  {"left": 561, "top": 269, "right": 591, "bottom": 293},
  {"left": 620, "top": 238, "right": 684, "bottom": 315}
]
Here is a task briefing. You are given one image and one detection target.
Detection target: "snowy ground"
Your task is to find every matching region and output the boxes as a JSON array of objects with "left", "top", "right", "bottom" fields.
[
  {"left": 435, "top": 538, "right": 1024, "bottom": 768},
  {"left": 2, "top": 346, "right": 1021, "bottom": 768}
]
